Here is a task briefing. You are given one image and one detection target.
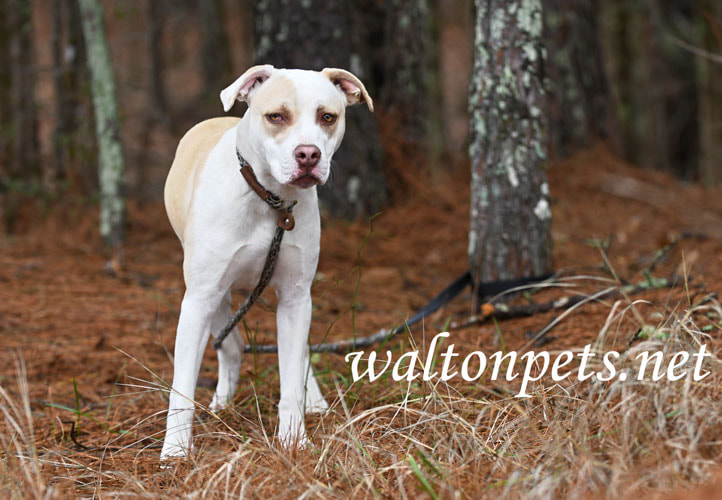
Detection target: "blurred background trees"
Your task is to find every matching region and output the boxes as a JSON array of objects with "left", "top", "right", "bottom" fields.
[{"left": 0, "top": 0, "right": 720, "bottom": 244}]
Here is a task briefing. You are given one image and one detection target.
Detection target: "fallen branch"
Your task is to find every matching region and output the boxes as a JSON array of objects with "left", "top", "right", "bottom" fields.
[
  {"left": 243, "top": 275, "right": 683, "bottom": 354},
  {"left": 452, "top": 275, "right": 683, "bottom": 348}
]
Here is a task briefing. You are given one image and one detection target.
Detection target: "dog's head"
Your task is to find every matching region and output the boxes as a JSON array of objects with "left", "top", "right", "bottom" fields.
[{"left": 220, "top": 65, "right": 373, "bottom": 188}]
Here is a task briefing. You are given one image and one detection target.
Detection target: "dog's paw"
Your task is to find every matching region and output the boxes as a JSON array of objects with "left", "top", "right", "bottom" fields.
[
  {"left": 277, "top": 415, "right": 308, "bottom": 450},
  {"left": 160, "top": 441, "right": 191, "bottom": 461},
  {"left": 209, "top": 393, "right": 231, "bottom": 412},
  {"left": 305, "top": 397, "right": 329, "bottom": 414},
  {"left": 278, "top": 432, "right": 309, "bottom": 450}
]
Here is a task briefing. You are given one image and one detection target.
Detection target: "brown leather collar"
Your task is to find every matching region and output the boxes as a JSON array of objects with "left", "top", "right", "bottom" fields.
[{"left": 237, "top": 149, "right": 296, "bottom": 231}]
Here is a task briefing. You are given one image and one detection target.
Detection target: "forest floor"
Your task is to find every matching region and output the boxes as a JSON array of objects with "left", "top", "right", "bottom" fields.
[{"left": 2, "top": 146, "right": 722, "bottom": 498}]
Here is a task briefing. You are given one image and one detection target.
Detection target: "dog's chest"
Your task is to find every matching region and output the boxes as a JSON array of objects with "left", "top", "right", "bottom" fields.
[{"left": 225, "top": 220, "right": 278, "bottom": 287}]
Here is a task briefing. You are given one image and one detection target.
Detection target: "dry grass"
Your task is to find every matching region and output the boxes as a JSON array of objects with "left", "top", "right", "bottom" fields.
[
  {"left": 1, "top": 276, "right": 721, "bottom": 499},
  {"left": 4, "top": 147, "right": 722, "bottom": 498}
]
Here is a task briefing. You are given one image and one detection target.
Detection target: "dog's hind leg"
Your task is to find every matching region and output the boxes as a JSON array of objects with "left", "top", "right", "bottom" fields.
[
  {"left": 209, "top": 290, "right": 243, "bottom": 411},
  {"left": 302, "top": 353, "right": 328, "bottom": 413}
]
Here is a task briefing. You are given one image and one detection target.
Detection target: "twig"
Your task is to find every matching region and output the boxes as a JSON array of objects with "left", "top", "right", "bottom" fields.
[
  {"left": 667, "top": 33, "right": 722, "bottom": 64},
  {"left": 451, "top": 275, "right": 682, "bottom": 336}
]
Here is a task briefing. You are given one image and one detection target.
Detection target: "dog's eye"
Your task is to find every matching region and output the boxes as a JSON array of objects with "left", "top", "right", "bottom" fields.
[
  {"left": 321, "top": 113, "right": 336, "bottom": 124},
  {"left": 266, "top": 113, "right": 284, "bottom": 123}
]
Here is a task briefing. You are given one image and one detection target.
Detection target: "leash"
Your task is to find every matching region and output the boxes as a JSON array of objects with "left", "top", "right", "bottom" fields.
[
  {"left": 212, "top": 149, "right": 296, "bottom": 350},
  {"left": 242, "top": 270, "right": 554, "bottom": 353},
  {"left": 213, "top": 149, "right": 552, "bottom": 352}
]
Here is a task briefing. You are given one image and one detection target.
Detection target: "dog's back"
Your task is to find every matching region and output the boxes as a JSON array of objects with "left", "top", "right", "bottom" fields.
[{"left": 164, "top": 116, "right": 240, "bottom": 242}]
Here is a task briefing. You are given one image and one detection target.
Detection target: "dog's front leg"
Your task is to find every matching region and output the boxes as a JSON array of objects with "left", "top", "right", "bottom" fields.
[
  {"left": 161, "top": 291, "right": 219, "bottom": 459},
  {"left": 275, "top": 289, "right": 315, "bottom": 447}
]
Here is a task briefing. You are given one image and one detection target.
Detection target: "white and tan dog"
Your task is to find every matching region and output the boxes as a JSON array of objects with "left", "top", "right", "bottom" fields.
[{"left": 161, "top": 65, "right": 373, "bottom": 458}]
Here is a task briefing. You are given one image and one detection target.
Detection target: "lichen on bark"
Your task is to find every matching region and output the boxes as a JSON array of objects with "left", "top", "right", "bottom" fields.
[
  {"left": 468, "top": 0, "right": 552, "bottom": 288},
  {"left": 78, "top": 0, "right": 125, "bottom": 249}
]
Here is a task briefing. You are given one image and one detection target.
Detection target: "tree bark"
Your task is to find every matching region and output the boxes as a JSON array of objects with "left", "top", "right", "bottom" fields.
[
  {"left": 379, "top": 0, "right": 440, "bottom": 190},
  {"left": 8, "top": 0, "right": 38, "bottom": 180},
  {"left": 52, "top": 0, "right": 86, "bottom": 191},
  {"left": 78, "top": 0, "right": 125, "bottom": 249},
  {"left": 2, "top": 0, "right": 38, "bottom": 232},
  {"left": 381, "top": 0, "right": 429, "bottom": 146},
  {"left": 201, "top": 0, "right": 232, "bottom": 97},
  {"left": 695, "top": 0, "right": 722, "bottom": 184},
  {"left": 0, "top": 0, "right": 10, "bottom": 231},
  {"left": 468, "top": 0, "right": 553, "bottom": 303},
  {"left": 543, "top": 0, "right": 610, "bottom": 156},
  {"left": 146, "top": 0, "right": 168, "bottom": 121},
  {"left": 252, "top": 0, "right": 387, "bottom": 220},
  {"left": 600, "top": 0, "right": 700, "bottom": 179}
]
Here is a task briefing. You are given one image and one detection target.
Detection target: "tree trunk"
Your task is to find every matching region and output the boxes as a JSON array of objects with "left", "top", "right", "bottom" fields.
[
  {"left": 146, "top": 0, "right": 168, "bottom": 121},
  {"left": 468, "top": 0, "right": 552, "bottom": 302},
  {"left": 52, "top": 0, "right": 86, "bottom": 191},
  {"left": 543, "top": 0, "right": 610, "bottom": 156},
  {"left": 201, "top": 0, "right": 232, "bottom": 100},
  {"left": 78, "top": 0, "right": 125, "bottom": 249},
  {"left": 0, "top": 0, "right": 11, "bottom": 231},
  {"left": 437, "top": 0, "right": 475, "bottom": 158},
  {"left": 52, "top": 0, "right": 64, "bottom": 188},
  {"left": 381, "top": 0, "right": 429, "bottom": 145},
  {"left": 600, "top": 0, "right": 700, "bottom": 179},
  {"left": 252, "top": 0, "right": 387, "bottom": 220},
  {"left": 8, "top": 0, "right": 38, "bottom": 180},
  {"left": 695, "top": 0, "right": 722, "bottom": 184},
  {"left": 2, "top": 0, "right": 38, "bottom": 232},
  {"left": 379, "top": 0, "right": 441, "bottom": 190}
]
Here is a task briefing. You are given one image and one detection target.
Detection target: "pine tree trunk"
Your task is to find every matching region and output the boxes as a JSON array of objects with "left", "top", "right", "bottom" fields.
[
  {"left": 252, "top": 0, "right": 387, "bottom": 220},
  {"left": 543, "top": 0, "right": 610, "bottom": 155},
  {"left": 7, "top": 0, "right": 38, "bottom": 179},
  {"left": 78, "top": 0, "right": 125, "bottom": 249},
  {"left": 381, "top": 0, "right": 429, "bottom": 145},
  {"left": 695, "top": 0, "right": 722, "bottom": 184},
  {"left": 52, "top": 0, "right": 86, "bottom": 190},
  {"left": 146, "top": 0, "right": 168, "bottom": 121},
  {"left": 468, "top": 0, "right": 552, "bottom": 299},
  {"left": 600, "top": 0, "right": 700, "bottom": 179},
  {"left": 0, "top": 0, "right": 11, "bottom": 231},
  {"left": 2, "top": 0, "right": 37, "bottom": 232},
  {"left": 201, "top": 0, "right": 231, "bottom": 97}
]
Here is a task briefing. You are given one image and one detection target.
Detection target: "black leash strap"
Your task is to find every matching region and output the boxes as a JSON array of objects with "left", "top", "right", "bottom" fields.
[
  {"left": 212, "top": 152, "right": 296, "bottom": 350},
  {"left": 241, "top": 270, "right": 554, "bottom": 354}
]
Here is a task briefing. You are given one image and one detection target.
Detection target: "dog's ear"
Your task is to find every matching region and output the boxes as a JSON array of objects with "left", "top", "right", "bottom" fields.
[
  {"left": 220, "top": 64, "right": 275, "bottom": 112},
  {"left": 321, "top": 68, "right": 374, "bottom": 112}
]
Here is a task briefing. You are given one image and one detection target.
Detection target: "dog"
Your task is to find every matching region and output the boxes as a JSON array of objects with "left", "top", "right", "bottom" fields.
[{"left": 160, "top": 65, "right": 373, "bottom": 458}]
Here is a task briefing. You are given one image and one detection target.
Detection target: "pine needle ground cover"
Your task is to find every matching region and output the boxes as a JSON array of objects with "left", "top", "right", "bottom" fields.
[{"left": 2, "top": 147, "right": 722, "bottom": 498}]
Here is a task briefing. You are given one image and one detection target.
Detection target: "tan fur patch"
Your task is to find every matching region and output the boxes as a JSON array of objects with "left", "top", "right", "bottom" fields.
[
  {"left": 164, "top": 117, "right": 240, "bottom": 240},
  {"left": 253, "top": 75, "right": 298, "bottom": 142},
  {"left": 317, "top": 106, "right": 342, "bottom": 137}
]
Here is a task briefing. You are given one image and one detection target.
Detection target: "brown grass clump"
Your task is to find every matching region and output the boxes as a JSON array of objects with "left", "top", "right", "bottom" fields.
[
  {"left": 3, "top": 147, "right": 722, "bottom": 498},
  {"left": 1, "top": 280, "right": 721, "bottom": 499}
]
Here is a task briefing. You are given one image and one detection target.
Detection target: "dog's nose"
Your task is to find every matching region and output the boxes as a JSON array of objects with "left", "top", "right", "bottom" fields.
[{"left": 294, "top": 145, "right": 321, "bottom": 170}]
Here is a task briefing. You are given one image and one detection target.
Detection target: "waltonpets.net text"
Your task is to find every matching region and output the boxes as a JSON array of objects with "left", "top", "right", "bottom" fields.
[{"left": 344, "top": 332, "right": 712, "bottom": 398}]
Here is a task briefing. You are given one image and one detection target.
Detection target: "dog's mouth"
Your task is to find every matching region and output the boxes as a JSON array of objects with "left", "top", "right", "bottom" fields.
[{"left": 290, "top": 174, "right": 321, "bottom": 188}]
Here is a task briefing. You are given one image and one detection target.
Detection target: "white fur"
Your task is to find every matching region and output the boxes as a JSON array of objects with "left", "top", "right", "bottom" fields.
[{"left": 160, "top": 66, "right": 371, "bottom": 459}]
